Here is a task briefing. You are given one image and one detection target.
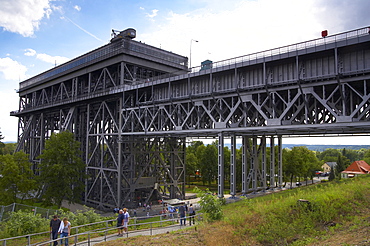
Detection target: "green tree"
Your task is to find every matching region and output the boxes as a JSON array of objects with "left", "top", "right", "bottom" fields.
[
  {"left": 0, "top": 143, "right": 17, "bottom": 155},
  {"left": 186, "top": 141, "right": 203, "bottom": 183},
  {"left": 285, "top": 146, "right": 320, "bottom": 185},
  {"left": 317, "top": 148, "right": 341, "bottom": 162},
  {"left": 341, "top": 148, "right": 359, "bottom": 163},
  {"left": 198, "top": 143, "right": 218, "bottom": 185},
  {"left": 0, "top": 151, "right": 36, "bottom": 204},
  {"left": 335, "top": 154, "right": 346, "bottom": 177},
  {"left": 0, "top": 128, "right": 5, "bottom": 152},
  {"left": 186, "top": 152, "right": 198, "bottom": 184},
  {"left": 37, "top": 131, "right": 86, "bottom": 207},
  {"left": 328, "top": 167, "right": 336, "bottom": 181},
  {"left": 223, "top": 146, "right": 231, "bottom": 181},
  {"left": 283, "top": 148, "right": 299, "bottom": 187},
  {"left": 363, "top": 149, "right": 370, "bottom": 165},
  {"left": 194, "top": 187, "right": 225, "bottom": 221}
]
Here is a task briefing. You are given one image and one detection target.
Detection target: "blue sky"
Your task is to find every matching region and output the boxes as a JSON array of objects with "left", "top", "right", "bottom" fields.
[{"left": 1, "top": 0, "right": 370, "bottom": 144}]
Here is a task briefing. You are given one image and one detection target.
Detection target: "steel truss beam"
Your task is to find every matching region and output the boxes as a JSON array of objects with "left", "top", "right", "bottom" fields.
[{"left": 12, "top": 28, "right": 370, "bottom": 209}]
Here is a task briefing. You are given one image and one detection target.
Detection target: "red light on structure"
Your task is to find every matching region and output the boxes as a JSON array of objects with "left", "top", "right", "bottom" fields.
[{"left": 321, "top": 30, "right": 328, "bottom": 38}]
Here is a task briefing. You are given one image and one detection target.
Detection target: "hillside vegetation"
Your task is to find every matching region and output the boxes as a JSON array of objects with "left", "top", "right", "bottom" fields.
[{"left": 99, "top": 175, "right": 370, "bottom": 246}]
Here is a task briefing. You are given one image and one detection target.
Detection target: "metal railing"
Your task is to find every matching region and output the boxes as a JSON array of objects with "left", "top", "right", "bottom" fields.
[
  {"left": 0, "top": 213, "right": 201, "bottom": 246},
  {"left": 19, "top": 38, "right": 188, "bottom": 90},
  {"left": 34, "top": 214, "right": 201, "bottom": 246},
  {"left": 0, "top": 203, "right": 59, "bottom": 222}
]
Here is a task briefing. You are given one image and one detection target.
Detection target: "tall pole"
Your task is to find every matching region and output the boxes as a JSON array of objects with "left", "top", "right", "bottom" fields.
[{"left": 190, "top": 39, "right": 198, "bottom": 71}]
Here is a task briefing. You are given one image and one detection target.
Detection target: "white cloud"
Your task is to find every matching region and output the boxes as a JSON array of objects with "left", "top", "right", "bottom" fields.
[
  {"left": 24, "top": 48, "right": 37, "bottom": 57},
  {"left": 0, "top": 0, "right": 52, "bottom": 37},
  {"left": 147, "top": 9, "right": 159, "bottom": 18},
  {"left": 36, "top": 53, "right": 70, "bottom": 65},
  {"left": 141, "top": 0, "right": 370, "bottom": 68},
  {"left": 74, "top": 5, "right": 81, "bottom": 11},
  {"left": 0, "top": 57, "right": 28, "bottom": 81},
  {"left": 24, "top": 48, "right": 69, "bottom": 65},
  {"left": 0, "top": 89, "right": 19, "bottom": 142}
]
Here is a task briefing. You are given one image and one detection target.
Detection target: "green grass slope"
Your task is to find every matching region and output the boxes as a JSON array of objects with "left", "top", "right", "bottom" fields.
[{"left": 98, "top": 175, "right": 370, "bottom": 246}]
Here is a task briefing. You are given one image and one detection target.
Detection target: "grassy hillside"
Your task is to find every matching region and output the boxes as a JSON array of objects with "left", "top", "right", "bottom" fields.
[{"left": 99, "top": 175, "right": 370, "bottom": 246}]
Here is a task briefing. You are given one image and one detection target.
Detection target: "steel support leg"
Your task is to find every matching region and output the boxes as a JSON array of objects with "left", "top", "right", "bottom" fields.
[
  {"left": 217, "top": 132, "right": 224, "bottom": 198},
  {"left": 230, "top": 134, "right": 236, "bottom": 197}
]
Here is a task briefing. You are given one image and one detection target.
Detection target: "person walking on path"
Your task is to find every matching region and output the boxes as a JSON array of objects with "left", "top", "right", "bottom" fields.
[
  {"left": 188, "top": 204, "right": 195, "bottom": 226},
  {"left": 122, "top": 208, "right": 130, "bottom": 233},
  {"left": 179, "top": 204, "right": 186, "bottom": 226},
  {"left": 116, "top": 210, "right": 124, "bottom": 236},
  {"left": 50, "top": 215, "right": 61, "bottom": 246},
  {"left": 58, "top": 217, "right": 71, "bottom": 246}
]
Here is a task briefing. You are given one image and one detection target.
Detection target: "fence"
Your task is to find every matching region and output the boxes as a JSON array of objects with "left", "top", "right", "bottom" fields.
[
  {"left": 0, "top": 213, "right": 202, "bottom": 246},
  {"left": 0, "top": 203, "right": 59, "bottom": 222}
]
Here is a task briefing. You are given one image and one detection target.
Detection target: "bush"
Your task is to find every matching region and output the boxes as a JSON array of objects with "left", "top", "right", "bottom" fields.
[
  {"left": 194, "top": 187, "right": 225, "bottom": 221},
  {"left": 0, "top": 210, "right": 49, "bottom": 237},
  {"left": 0, "top": 206, "right": 111, "bottom": 239}
]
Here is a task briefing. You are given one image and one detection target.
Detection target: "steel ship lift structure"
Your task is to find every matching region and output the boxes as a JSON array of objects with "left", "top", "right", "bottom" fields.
[{"left": 11, "top": 27, "right": 370, "bottom": 209}]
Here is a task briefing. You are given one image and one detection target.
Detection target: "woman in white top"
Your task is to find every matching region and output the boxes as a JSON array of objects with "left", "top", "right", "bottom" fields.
[{"left": 58, "top": 217, "right": 71, "bottom": 246}]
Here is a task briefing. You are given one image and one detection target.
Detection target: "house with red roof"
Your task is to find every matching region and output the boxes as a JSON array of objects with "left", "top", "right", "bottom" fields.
[{"left": 341, "top": 160, "right": 370, "bottom": 178}]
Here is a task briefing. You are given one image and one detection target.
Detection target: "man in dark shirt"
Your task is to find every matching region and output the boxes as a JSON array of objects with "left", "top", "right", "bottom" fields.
[
  {"left": 116, "top": 210, "right": 124, "bottom": 236},
  {"left": 50, "top": 215, "right": 61, "bottom": 246},
  {"left": 179, "top": 204, "right": 186, "bottom": 225}
]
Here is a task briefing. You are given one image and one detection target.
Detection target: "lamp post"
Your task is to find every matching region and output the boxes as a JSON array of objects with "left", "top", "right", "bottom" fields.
[{"left": 190, "top": 39, "right": 199, "bottom": 72}]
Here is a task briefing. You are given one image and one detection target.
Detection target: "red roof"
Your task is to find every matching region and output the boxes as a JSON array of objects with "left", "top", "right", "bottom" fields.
[{"left": 341, "top": 160, "right": 370, "bottom": 174}]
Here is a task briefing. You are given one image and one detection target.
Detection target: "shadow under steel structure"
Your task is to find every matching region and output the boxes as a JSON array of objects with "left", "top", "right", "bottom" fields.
[{"left": 11, "top": 27, "right": 370, "bottom": 209}]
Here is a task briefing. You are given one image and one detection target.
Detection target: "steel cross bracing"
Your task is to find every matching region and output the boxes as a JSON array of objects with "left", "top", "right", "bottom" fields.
[{"left": 11, "top": 27, "right": 370, "bottom": 208}]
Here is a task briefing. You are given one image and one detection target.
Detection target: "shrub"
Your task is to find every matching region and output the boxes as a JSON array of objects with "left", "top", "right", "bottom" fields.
[
  {"left": 0, "top": 210, "right": 49, "bottom": 237},
  {"left": 194, "top": 187, "right": 225, "bottom": 221}
]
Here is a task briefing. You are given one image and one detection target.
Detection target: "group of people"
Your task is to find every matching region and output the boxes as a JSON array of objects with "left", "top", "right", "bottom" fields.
[
  {"left": 49, "top": 215, "right": 71, "bottom": 246},
  {"left": 49, "top": 202, "right": 195, "bottom": 244},
  {"left": 116, "top": 208, "right": 130, "bottom": 236},
  {"left": 178, "top": 203, "right": 196, "bottom": 226}
]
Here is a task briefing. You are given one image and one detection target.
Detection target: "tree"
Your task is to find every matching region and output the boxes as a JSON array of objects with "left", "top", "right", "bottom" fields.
[
  {"left": 285, "top": 146, "right": 320, "bottom": 185},
  {"left": 0, "top": 142, "right": 17, "bottom": 155},
  {"left": 335, "top": 154, "right": 346, "bottom": 178},
  {"left": 0, "top": 151, "right": 36, "bottom": 204},
  {"left": 186, "top": 141, "right": 203, "bottom": 183},
  {"left": 197, "top": 143, "right": 218, "bottom": 185},
  {"left": 0, "top": 128, "right": 5, "bottom": 152},
  {"left": 317, "top": 148, "right": 341, "bottom": 162},
  {"left": 363, "top": 149, "right": 370, "bottom": 166},
  {"left": 341, "top": 148, "right": 359, "bottom": 163},
  {"left": 37, "top": 131, "right": 86, "bottom": 207},
  {"left": 194, "top": 187, "right": 225, "bottom": 221}
]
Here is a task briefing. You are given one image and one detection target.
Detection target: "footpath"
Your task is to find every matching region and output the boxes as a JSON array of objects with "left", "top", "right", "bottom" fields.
[
  {"left": 61, "top": 184, "right": 320, "bottom": 246},
  {"left": 76, "top": 223, "right": 193, "bottom": 246}
]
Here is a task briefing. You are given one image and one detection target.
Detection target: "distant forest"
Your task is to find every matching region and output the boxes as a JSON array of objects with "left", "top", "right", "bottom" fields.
[
  {"left": 283, "top": 144, "right": 370, "bottom": 151},
  {"left": 224, "top": 143, "right": 370, "bottom": 152}
]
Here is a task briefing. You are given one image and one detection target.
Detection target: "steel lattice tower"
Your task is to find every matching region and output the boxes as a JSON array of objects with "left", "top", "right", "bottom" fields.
[{"left": 11, "top": 27, "right": 370, "bottom": 209}]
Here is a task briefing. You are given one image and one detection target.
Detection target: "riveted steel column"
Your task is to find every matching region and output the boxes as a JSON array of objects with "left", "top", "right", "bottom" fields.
[
  {"left": 278, "top": 135, "right": 283, "bottom": 188},
  {"left": 251, "top": 137, "right": 257, "bottom": 193},
  {"left": 261, "top": 136, "right": 267, "bottom": 190},
  {"left": 230, "top": 134, "right": 236, "bottom": 197},
  {"left": 84, "top": 103, "right": 90, "bottom": 204},
  {"left": 270, "top": 136, "right": 275, "bottom": 188},
  {"left": 117, "top": 97, "right": 122, "bottom": 207},
  {"left": 241, "top": 136, "right": 248, "bottom": 194},
  {"left": 217, "top": 132, "right": 224, "bottom": 198}
]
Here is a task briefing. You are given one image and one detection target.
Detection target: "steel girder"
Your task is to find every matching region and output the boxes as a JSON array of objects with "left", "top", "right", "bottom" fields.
[
  {"left": 15, "top": 61, "right": 187, "bottom": 209},
  {"left": 118, "top": 75, "right": 370, "bottom": 137},
  {"left": 12, "top": 28, "right": 370, "bottom": 204}
]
